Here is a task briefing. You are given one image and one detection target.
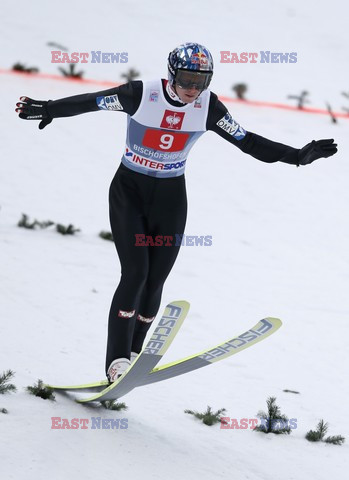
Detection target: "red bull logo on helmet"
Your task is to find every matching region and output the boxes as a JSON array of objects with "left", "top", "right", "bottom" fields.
[{"left": 191, "top": 52, "right": 209, "bottom": 66}]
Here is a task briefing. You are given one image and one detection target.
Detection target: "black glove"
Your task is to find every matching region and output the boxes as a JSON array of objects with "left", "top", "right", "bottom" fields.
[
  {"left": 16, "top": 96, "right": 53, "bottom": 129},
  {"left": 298, "top": 139, "right": 337, "bottom": 166}
]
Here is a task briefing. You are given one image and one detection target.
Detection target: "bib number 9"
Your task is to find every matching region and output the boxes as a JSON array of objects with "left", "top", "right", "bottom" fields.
[
  {"left": 159, "top": 134, "right": 174, "bottom": 150},
  {"left": 142, "top": 129, "right": 189, "bottom": 152}
]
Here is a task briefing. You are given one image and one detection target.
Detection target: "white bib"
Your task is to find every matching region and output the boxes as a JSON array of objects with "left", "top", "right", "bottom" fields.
[{"left": 122, "top": 80, "right": 210, "bottom": 177}]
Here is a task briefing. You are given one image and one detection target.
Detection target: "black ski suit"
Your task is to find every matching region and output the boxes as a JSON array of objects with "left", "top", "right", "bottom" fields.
[{"left": 43, "top": 79, "right": 301, "bottom": 373}]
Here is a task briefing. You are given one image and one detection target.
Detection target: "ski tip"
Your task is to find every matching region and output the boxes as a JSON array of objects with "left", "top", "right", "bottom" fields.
[
  {"left": 168, "top": 300, "right": 190, "bottom": 311},
  {"left": 265, "top": 317, "right": 282, "bottom": 328}
]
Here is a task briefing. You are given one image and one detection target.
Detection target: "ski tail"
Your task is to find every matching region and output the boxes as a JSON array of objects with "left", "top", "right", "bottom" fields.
[
  {"left": 46, "top": 380, "right": 109, "bottom": 393},
  {"left": 76, "top": 300, "right": 190, "bottom": 403},
  {"left": 137, "top": 317, "right": 282, "bottom": 386}
]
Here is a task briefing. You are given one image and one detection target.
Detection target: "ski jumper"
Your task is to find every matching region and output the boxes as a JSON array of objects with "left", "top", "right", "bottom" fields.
[{"left": 45, "top": 79, "right": 301, "bottom": 373}]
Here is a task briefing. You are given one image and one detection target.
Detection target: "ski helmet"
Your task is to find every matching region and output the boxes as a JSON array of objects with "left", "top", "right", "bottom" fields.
[{"left": 168, "top": 43, "right": 214, "bottom": 91}]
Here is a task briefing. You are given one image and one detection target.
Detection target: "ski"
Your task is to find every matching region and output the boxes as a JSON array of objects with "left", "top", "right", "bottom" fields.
[
  {"left": 47, "top": 300, "right": 190, "bottom": 403},
  {"left": 48, "top": 316, "right": 281, "bottom": 395},
  {"left": 137, "top": 316, "right": 281, "bottom": 386}
]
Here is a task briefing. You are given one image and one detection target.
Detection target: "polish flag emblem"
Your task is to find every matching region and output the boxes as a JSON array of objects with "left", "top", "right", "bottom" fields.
[{"left": 160, "top": 110, "right": 185, "bottom": 130}]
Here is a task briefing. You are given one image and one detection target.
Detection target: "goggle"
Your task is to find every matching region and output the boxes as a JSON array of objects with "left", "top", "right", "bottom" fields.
[{"left": 175, "top": 69, "right": 212, "bottom": 91}]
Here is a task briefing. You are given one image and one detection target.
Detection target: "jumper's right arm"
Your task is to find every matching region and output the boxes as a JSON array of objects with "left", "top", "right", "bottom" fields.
[{"left": 15, "top": 81, "right": 143, "bottom": 129}]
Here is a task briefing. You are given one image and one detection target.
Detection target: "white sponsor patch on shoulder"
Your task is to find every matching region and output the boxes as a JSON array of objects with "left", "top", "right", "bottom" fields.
[
  {"left": 216, "top": 113, "right": 246, "bottom": 140},
  {"left": 96, "top": 94, "right": 123, "bottom": 111}
]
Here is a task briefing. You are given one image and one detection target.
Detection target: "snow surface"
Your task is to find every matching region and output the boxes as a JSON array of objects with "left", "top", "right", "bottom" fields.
[{"left": 1, "top": 0, "right": 348, "bottom": 479}]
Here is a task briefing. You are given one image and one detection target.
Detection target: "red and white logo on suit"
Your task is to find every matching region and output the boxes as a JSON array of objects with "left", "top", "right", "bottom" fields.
[{"left": 160, "top": 110, "right": 185, "bottom": 130}]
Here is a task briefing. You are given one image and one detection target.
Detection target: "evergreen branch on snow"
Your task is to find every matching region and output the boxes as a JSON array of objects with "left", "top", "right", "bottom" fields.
[
  {"left": 18, "top": 214, "right": 79, "bottom": 235},
  {"left": 100, "top": 400, "right": 128, "bottom": 411},
  {"left": 99, "top": 231, "right": 113, "bottom": 241},
  {"left": 47, "top": 41, "right": 69, "bottom": 51},
  {"left": 12, "top": 62, "right": 39, "bottom": 73},
  {"left": 306, "top": 419, "right": 345, "bottom": 445},
  {"left": 287, "top": 90, "right": 310, "bottom": 109},
  {"left": 121, "top": 68, "right": 140, "bottom": 82},
  {"left": 232, "top": 83, "right": 248, "bottom": 100},
  {"left": 305, "top": 418, "right": 328, "bottom": 441},
  {"left": 56, "top": 224, "right": 80, "bottom": 235},
  {"left": 18, "top": 214, "right": 54, "bottom": 230},
  {"left": 254, "top": 396, "right": 291, "bottom": 434},
  {"left": 326, "top": 103, "right": 337, "bottom": 124},
  {"left": 184, "top": 405, "right": 227, "bottom": 426},
  {"left": 58, "top": 64, "right": 84, "bottom": 78},
  {"left": 26, "top": 380, "right": 56, "bottom": 401},
  {"left": 0, "top": 370, "right": 17, "bottom": 394},
  {"left": 324, "top": 435, "right": 345, "bottom": 445}
]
